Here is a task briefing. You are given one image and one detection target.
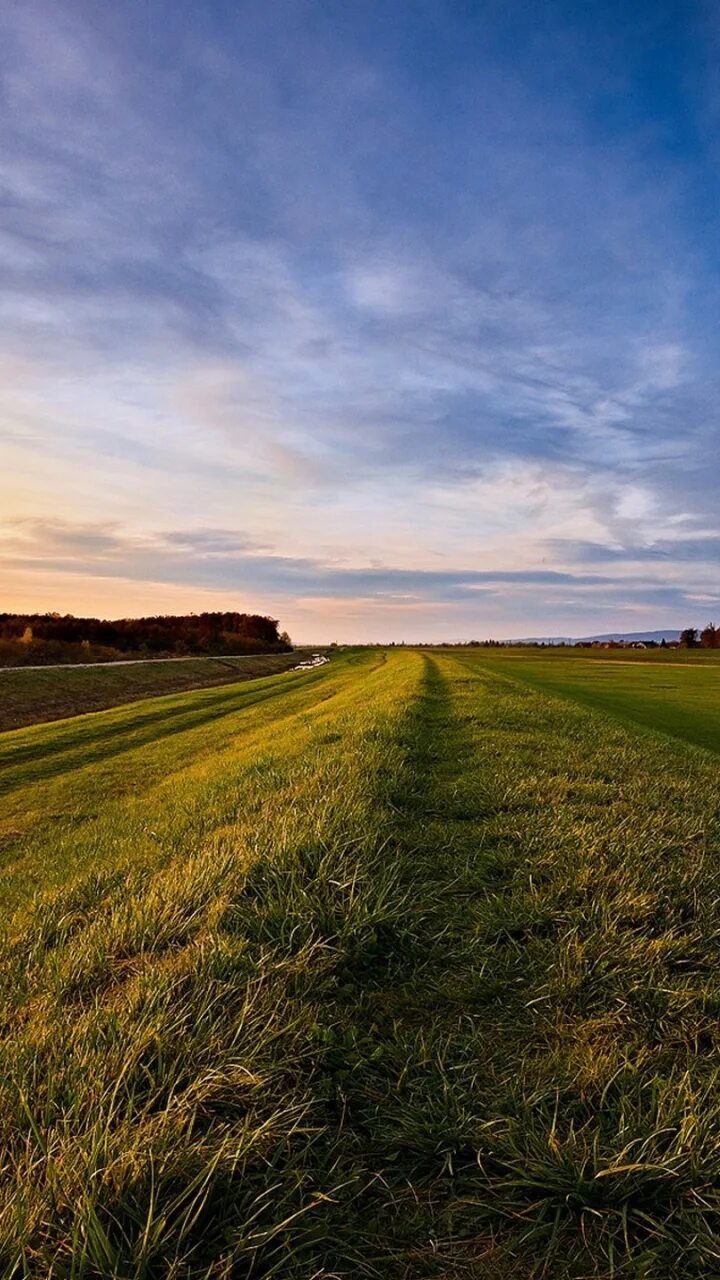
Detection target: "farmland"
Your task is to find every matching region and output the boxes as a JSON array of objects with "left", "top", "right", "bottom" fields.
[
  {"left": 3, "top": 648, "right": 720, "bottom": 1276},
  {"left": 0, "top": 650, "right": 307, "bottom": 733},
  {"left": 476, "top": 646, "right": 720, "bottom": 756}
]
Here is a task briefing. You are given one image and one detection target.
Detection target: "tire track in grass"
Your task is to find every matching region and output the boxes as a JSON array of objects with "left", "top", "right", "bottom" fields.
[
  {"left": 0, "top": 652, "right": 389, "bottom": 904},
  {"left": 0, "top": 654, "right": 385, "bottom": 830},
  {"left": 403, "top": 656, "right": 720, "bottom": 1277},
  {"left": 0, "top": 664, "right": 335, "bottom": 795},
  {"left": 303, "top": 654, "right": 516, "bottom": 1277},
  {"left": 318, "top": 653, "right": 720, "bottom": 1277},
  {"left": 8, "top": 651, "right": 720, "bottom": 1275},
  {"left": 0, "top": 650, "right": 426, "bottom": 1277}
]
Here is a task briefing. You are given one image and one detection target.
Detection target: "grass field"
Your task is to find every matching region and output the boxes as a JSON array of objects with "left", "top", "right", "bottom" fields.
[
  {"left": 478, "top": 648, "right": 720, "bottom": 756},
  {"left": 461, "top": 645, "right": 720, "bottom": 664},
  {"left": 0, "top": 652, "right": 307, "bottom": 733},
  {"left": 3, "top": 648, "right": 720, "bottom": 1276}
]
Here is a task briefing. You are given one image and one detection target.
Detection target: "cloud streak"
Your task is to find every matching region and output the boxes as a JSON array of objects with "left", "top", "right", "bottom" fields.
[
  {"left": 0, "top": 1, "right": 718, "bottom": 638},
  {"left": 2, "top": 519, "right": 712, "bottom": 633}
]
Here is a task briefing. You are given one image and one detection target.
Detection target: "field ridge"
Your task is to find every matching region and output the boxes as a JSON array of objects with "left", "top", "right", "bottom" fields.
[
  {"left": 3, "top": 650, "right": 720, "bottom": 1274},
  {"left": 0, "top": 651, "right": 307, "bottom": 734}
]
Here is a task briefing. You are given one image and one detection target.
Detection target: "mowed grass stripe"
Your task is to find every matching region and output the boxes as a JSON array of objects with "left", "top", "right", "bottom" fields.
[
  {"left": 351, "top": 652, "right": 720, "bottom": 1275},
  {"left": 0, "top": 649, "right": 387, "bottom": 909},
  {"left": 0, "top": 651, "right": 373, "bottom": 830},
  {"left": 0, "top": 651, "right": 305, "bottom": 733},
  {"left": 0, "top": 659, "right": 338, "bottom": 793},
  {"left": 0, "top": 648, "right": 430, "bottom": 1275},
  {"left": 471, "top": 650, "right": 720, "bottom": 758}
]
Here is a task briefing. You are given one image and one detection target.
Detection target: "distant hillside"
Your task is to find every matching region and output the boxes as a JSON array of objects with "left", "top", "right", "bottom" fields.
[
  {"left": 581, "top": 630, "right": 681, "bottom": 644},
  {"left": 514, "top": 629, "right": 682, "bottom": 645}
]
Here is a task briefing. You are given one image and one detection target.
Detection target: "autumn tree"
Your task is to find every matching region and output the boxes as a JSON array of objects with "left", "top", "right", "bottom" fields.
[
  {"left": 680, "top": 627, "right": 699, "bottom": 648},
  {"left": 0, "top": 611, "right": 292, "bottom": 666}
]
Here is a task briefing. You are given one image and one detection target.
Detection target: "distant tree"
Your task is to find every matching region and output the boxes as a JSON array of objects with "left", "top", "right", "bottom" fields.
[
  {"left": 680, "top": 627, "right": 699, "bottom": 648},
  {"left": 700, "top": 623, "right": 720, "bottom": 649},
  {"left": 0, "top": 610, "right": 290, "bottom": 666},
  {"left": 660, "top": 638, "right": 667, "bottom": 648}
]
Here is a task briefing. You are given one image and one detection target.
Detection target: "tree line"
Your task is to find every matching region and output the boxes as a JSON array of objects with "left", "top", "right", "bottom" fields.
[
  {"left": 680, "top": 625, "right": 720, "bottom": 648},
  {"left": 0, "top": 612, "right": 292, "bottom": 666}
]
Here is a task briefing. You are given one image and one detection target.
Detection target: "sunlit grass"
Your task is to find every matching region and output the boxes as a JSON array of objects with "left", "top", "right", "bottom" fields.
[
  {"left": 475, "top": 646, "right": 720, "bottom": 756},
  {"left": 3, "top": 649, "right": 720, "bottom": 1275}
]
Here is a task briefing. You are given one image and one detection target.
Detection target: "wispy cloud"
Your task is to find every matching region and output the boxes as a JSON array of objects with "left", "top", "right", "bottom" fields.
[
  {"left": 1, "top": 518, "right": 711, "bottom": 640},
  {"left": 0, "top": 1, "right": 718, "bottom": 637}
]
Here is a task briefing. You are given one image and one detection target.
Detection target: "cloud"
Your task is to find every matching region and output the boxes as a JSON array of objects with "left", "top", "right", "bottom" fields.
[
  {"left": 0, "top": 1, "right": 718, "bottom": 636},
  {"left": 549, "top": 535, "right": 720, "bottom": 567},
  {"left": 0, "top": 518, "right": 708, "bottom": 620}
]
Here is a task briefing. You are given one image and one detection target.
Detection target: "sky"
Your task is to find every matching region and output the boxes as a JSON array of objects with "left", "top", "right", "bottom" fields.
[{"left": 1, "top": 0, "right": 719, "bottom": 642}]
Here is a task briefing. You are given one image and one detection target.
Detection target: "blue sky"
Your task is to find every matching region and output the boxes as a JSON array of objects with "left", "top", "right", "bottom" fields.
[{"left": 2, "top": 0, "right": 719, "bottom": 640}]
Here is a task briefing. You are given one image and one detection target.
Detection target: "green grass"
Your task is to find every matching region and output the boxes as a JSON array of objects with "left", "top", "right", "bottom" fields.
[
  {"left": 0, "top": 651, "right": 306, "bottom": 733},
  {"left": 452, "top": 644, "right": 720, "bottom": 663},
  {"left": 472, "top": 648, "right": 720, "bottom": 756},
  {"left": 3, "top": 649, "right": 720, "bottom": 1275},
  {"left": 0, "top": 650, "right": 372, "bottom": 907}
]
